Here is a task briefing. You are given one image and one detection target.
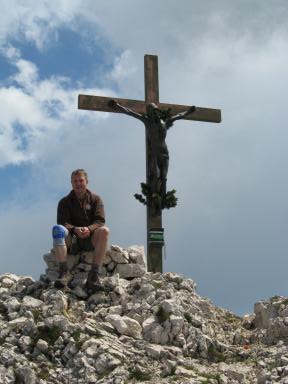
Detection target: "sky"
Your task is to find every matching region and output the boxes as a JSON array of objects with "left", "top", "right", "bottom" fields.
[{"left": 1, "top": 0, "right": 288, "bottom": 315}]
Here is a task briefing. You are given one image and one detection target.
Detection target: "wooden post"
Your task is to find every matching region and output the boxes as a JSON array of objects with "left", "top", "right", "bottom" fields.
[{"left": 144, "top": 55, "right": 163, "bottom": 272}]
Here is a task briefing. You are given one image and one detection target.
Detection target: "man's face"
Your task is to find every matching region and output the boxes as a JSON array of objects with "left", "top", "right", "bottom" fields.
[{"left": 71, "top": 174, "right": 88, "bottom": 196}]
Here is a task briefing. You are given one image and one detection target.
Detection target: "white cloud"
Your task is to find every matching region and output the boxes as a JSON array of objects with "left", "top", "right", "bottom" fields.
[
  {"left": 0, "top": 41, "right": 122, "bottom": 167},
  {"left": 110, "top": 50, "right": 136, "bottom": 81},
  {"left": 0, "top": 0, "right": 83, "bottom": 49}
]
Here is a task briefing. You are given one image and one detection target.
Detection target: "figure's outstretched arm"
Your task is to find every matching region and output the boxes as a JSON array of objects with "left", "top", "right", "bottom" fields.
[
  {"left": 108, "top": 100, "right": 146, "bottom": 123},
  {"left": 166, "top": 106, "right": 197, "bottom": 128}
]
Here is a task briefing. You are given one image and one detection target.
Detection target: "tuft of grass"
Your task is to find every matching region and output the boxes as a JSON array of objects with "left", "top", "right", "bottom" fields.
[
  {"left": 32, "top": 309, "right": 42, "bottom": 323},
  {"left": 72, "top": 329, "right": 81, "bottom": 342},
  {"left": 207, "top": 344, "right": 226, "bottom": 363},
  {"left": 184, "top": 312, "right": 193, "bottom": 324},
  {"left": 38, "top": 368, "right": 50, "bottom": 380},
  {"left": 128, "top": 367, "right": 152, "bottom": 382},
  {"left": 162, "top": 365, "right": 177, "bottom": 377},
  {"left": 72, "top": 329, "right": 86, "bottom": 349},
  {"left": 0, "top": 303, "right": 9, "bottom": 321},
  {"left": 33, "top": 325, "right": 62, "bottom": 345},
  {"left": 200, "top": 372, "right": 221, "bottom": 383},
  {"left": 155, "top": 305, "right": 170, "bottom": 324}
]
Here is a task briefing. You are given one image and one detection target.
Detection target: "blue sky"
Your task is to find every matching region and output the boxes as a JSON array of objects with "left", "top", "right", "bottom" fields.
[{"left": 1, "top": 0, "right": 288, "bottom": 315}]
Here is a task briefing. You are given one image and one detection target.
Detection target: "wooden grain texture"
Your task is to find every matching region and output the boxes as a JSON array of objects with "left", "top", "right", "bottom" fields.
[
  {"left": 78, "top": 95, "right": 146, "bottom": 113},
  {"left": 144, "top": 54, "right": 159, "bottom": 104}
]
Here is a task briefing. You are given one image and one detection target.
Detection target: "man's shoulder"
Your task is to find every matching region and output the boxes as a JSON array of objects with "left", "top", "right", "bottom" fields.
[
  {"left": 87, "top": 190, "right": 103, "bottom": 203},
  {"left": 58, "top": 191, "right": 74, "bottom": 206}
]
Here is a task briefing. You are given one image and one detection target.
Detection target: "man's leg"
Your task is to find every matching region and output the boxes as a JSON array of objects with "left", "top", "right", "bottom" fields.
[
  {"left": 52, "top": 225, "right": 71, "bottom": 288},
  {"left": 91, "top": 226, "right": 110, "bottom": 266},
  {"left": 85, "top": 226, "right": 109, "bottom": 293}
]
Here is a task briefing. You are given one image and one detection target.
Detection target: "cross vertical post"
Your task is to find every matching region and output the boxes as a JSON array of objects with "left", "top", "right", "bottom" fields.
[{"left": 144, "top": 55, "right": 163, "bottom": 273}]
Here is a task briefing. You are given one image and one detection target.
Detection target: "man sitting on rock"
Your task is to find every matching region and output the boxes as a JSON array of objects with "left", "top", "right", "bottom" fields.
[{"left": 52, "top": 169, "right": 109, "bottom": 294}]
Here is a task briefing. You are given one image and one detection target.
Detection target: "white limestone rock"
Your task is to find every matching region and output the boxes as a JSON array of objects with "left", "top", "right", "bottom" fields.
[
  {"left": 2, "top": 247, "right": 288, "bottom": 384},
  {"left": 127, "top": 245, "right": 146, "bottom": 266},
  {"left": 72, "top": 286, "right": 88, "bottom": 299},
  {"left": 106, "top": 314, "right": 142, "bottom": 339},
  {"left": 9, "top": 317, "right": 33, "bottom": 331},
  {"left": 254, "top": 296, "right": 288, "bottom": 344},
  {"left": 145, "top": 344, "right": 164, "bottom": 359},
  {"left": 18, "top": 335, "right": 32, "bottom": 352},
  {"left": 110, "top": 246, "right": 129, "bottom": 264},
  {"left": 158, "top": 298, "right": 182, "bottom": 316},
  {"left": 36, "top": 338, "right": 49, "bottom": 354},
  {"left": 22, "top": 296, "right": 43, "bottom": 309},
  {"left": 44, "top": 314, "right": 71, "bottom": 332},
  {"left": 15, "top": 367, "right": 37, "bottom": 384},
  {"left": 3, "top": 297, "right": 20, "bottom": 312},
  {"left": 0, "top": 273, "right": 20, "bottom": 284},
  {"left": 95, "top": 353, "right": 121, "bottom": 375},
  {"left": 115, "top": 263, "right": 146, "bottom": 278},
  {"left": 1, "top": 278, "right": 15, "bottom": 288}
]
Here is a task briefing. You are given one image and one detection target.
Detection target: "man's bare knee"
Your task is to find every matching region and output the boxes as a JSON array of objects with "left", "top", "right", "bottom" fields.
[
  {"left": 91, "top": 226, "right": 109, "bottom": 244},
  {"left": 94, "top": 226, "right": 109, "bottom": 236}
]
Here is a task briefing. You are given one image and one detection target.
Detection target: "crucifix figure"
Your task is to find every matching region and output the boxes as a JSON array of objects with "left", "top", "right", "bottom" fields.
[
  {"left": 108, "top": 100, "right": 196, "bottom": 212},
  {"left": 78, "top": 54, "right": 221, "bottom": 273}
]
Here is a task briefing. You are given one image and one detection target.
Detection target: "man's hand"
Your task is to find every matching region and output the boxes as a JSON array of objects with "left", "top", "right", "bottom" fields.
[{"left": 74, "top": 227, "right": 90, "bottom": 239}]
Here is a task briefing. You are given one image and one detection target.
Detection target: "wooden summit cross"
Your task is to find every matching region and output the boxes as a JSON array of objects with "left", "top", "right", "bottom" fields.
[{"left": 78, "top": 54, "right": 221, "bottom": 273}]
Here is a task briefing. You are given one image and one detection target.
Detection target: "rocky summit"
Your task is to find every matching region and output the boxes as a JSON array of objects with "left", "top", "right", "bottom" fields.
[{"left": 0, "top": 246, "right": 288, "bottom": 383}]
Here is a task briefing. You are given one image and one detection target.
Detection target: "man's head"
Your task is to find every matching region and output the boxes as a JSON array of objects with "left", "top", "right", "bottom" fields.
[{"left": 71, "top": 169, "right": 88, "bottom": 197}]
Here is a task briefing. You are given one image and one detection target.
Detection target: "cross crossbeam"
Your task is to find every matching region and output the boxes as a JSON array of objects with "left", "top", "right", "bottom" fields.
[
  {"left": 78, "top": 94, "right": 221, "bottom": 123},
  {"left": 78, "top": 54, "right": 221, "bottom": 273}
]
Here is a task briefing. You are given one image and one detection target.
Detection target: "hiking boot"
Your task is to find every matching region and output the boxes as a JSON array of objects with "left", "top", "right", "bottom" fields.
[
  {"left": 85, "top": 267, "right": 105, "bottom": 294},
  {"left": 55, "top": 262, "right": 71, "bottom": 289}
]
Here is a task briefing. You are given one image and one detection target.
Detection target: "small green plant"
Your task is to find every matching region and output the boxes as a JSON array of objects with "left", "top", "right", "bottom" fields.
[
  {"left": 33, "top": 325, "right": 62, "bottom": 345},
  {"left": 207, "top": 344, "right": 226, "bottom": 363},
  {"left": 163, "top": 189, "right": 178, "bottom": 209},
  {"left": 38, "top": 368, "right": 50, "bottom": 380},
  {"left": 0, "top": 303, "right": 8, "bottom": 321},
  {"left": 184, "top": 312, "right": 193, "bottom": 324},
  {"left": 200, "top": 372, "right": 221, "bottom": 383},
  {"left": 128, "top": 367, "right": 152, "bottom": 381},
  {"left": 155, "top": 305, "right": 170, "bottom": 324},
  {"left": 162, "top": 365, "right": 177, "bottom": 378},
  {"left": 267, "top": 359, "right": 278, "bottom": 370},
  {"left": 72, "top": 329, "right": 81, "bottom": 342},
  {"left": 134, "top": 183, "right": 177, "bottom": 211},
  {"left": 32, "top": 309, "right": 42, "bottom": 323},
  {"left": 72, "top": 329, "right": 86, "bottom": 349}
]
